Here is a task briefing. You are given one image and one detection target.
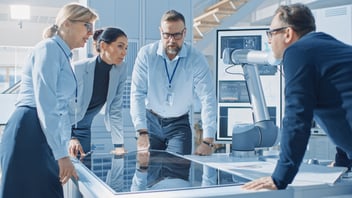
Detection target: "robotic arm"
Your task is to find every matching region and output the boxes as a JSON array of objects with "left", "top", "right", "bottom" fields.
[{"left": 223, "top": 49, "right": 280, "bottom": 151}]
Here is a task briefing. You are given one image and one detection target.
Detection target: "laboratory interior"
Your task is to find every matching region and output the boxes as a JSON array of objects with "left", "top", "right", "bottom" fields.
[{"left": 1, "top": 0, "right": 352, "bottom": 197}]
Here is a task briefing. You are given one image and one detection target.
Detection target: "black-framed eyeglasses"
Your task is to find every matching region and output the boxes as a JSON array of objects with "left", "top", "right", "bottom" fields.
[
  {"left": 266, "top": 26, "right": 289, "bottom": 39},
  {"left": 161, "top": 28, "right": 185, "bottom": 40},
  {"left": 70, "top": 20, "right": 93, "bottom": 33}
]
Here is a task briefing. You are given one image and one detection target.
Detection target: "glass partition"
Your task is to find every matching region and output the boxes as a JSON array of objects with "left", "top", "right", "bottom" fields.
[{"left": 0, "top": 46, "right": 32, "bottom": 92}]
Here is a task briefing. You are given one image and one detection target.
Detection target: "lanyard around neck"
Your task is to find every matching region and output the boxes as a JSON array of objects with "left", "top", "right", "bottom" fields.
[{"left": 163, "top": 58, "right": 181, "bottom": 89}]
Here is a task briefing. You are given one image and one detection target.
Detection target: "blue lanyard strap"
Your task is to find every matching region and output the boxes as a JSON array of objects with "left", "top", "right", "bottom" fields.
[{"left": 163, "top": 58, "right": 181, "bottom": 88}]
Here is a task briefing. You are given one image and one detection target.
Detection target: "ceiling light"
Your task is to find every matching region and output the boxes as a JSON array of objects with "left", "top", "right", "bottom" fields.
[
  {"left": 10, "top": 5, "right": 30, "bottom": 20},
  {"left": 10, "top": 5, "right": 30, "bottom": 29}
]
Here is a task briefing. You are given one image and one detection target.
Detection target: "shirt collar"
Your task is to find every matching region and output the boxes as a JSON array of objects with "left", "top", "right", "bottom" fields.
[{"left": 52, "top": 35, "right": 73, "bottom": 59}]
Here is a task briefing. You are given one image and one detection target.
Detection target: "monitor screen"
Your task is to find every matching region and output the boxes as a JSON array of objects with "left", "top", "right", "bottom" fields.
[
  {"left": 220, "top": 35, "right": 262, "bottom": 59},
  {"left": 218, "top": 80, "right": 249, "bottom": 103}
]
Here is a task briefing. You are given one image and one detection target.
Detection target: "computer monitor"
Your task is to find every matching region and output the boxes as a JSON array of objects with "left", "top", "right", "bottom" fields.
[{"left": 218, "top": 80, "right": 249, "bottom": 103}]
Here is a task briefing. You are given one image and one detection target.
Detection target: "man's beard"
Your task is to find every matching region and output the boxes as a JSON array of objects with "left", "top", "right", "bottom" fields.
[{"left": 165, "top": 45, "right": 181, "bottom": 55}]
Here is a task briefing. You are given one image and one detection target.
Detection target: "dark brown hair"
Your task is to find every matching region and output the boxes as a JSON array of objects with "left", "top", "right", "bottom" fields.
[
  {"left": 161, "top": 9, "right": 185, "bottom": 26},
  {"left": 275, "top": 3, "right": 316, "bottom": 38},
  {"left": 93, "top": 27, "right": 127, "bottom": 52}
]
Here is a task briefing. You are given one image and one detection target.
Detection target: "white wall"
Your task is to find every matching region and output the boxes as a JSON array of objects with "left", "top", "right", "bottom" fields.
[{"left": 313, "top": 5, "right": 352, "bottom": 44}]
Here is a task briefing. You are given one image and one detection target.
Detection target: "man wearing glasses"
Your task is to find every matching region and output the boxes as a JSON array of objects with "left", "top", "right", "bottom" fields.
[
  {"left": 243, "top": 3, "right": 352, "bottom": 190},
  {"left": 130, "top": 10, "right": 216, "bottom": 156}
]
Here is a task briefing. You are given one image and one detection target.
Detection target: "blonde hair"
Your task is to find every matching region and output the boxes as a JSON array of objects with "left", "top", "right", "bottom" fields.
[{"left": 43, "top": 3, "right": 98, "bottom": 39}]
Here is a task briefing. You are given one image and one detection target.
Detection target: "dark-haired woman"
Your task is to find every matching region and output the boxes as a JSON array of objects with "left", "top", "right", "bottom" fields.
[{"left": 68, "top": 27, "right": 128, "bottom": 169}]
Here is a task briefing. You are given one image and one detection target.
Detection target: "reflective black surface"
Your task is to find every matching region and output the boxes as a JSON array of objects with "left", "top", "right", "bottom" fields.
[{"left": 89, "top": 150, "right": 249, "bottom": 195}]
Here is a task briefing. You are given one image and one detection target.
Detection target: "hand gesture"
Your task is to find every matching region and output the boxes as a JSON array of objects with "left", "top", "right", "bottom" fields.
[
  {"left": 137, "top": 133, "right": 150, "bottom": 151},
  {"left": 58, "top": 156, "right": 78, "bottom": 185},
  {"left": 194, "top": 139, "right": 214, "bottom": 156},
  {"left": 68, "top": 138, "right": 86, "bottom": 160},
  {"left": 242, "top": 176, "right": 278, "bottom": 190}
]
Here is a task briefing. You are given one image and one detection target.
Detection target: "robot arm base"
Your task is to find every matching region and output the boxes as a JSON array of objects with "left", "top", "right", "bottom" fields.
[{"left": 231, "top": 120, "right": 278, "bottom": 152}]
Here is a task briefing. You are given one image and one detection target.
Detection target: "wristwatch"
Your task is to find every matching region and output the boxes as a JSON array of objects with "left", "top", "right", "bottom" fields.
[
  {"left": 137, "top": 165, "right": 149, "bottom": 172},
  {"left": 202, "top": 140, "right": 214, "bottom": 148},
  {"left": 135, "top": 129, "right": 149, "bottom": 138},
  {"left": 113, "top": 144, "right": 124, "bottom": 148}
]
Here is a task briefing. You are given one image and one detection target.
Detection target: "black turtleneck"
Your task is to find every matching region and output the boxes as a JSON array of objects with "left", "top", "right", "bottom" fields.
[{"left": 87, "top": 56, "right": 112, "bottom": 111}]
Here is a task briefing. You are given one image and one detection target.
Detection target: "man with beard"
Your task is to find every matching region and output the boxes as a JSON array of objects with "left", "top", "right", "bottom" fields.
[{"left": 130, "top": 10, "right": 216, "bottom": 156}]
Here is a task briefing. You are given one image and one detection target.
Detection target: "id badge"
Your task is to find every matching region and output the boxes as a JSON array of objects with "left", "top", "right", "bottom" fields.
[{"left": 166, "top": 91, "right": 174, "bottom": 106}]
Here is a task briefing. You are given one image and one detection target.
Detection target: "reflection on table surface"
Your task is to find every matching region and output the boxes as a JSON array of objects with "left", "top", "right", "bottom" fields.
[{"left": 89, "top": 149, "right": 248, "bottom": 195}]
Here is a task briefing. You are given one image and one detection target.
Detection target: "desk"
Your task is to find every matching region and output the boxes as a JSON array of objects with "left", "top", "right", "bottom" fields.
[{"left": 64, "top": 150, "right": 352, "bottom": 198}]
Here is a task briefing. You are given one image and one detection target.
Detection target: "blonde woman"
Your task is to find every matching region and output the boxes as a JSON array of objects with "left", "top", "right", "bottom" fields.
[{"left": 0, "top": 3, "right": 98, "bottom": 198}]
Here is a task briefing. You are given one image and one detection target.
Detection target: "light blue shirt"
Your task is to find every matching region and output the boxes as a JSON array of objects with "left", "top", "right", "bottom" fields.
[
  {"left": 73, "top": 56, "right": 127, "bottom": 145},
  {"left": 16, "top": 35, "right": 77, "bottom": 160},
  {"left": 130, "top": 41, "right": 217, "bottom": 138}
]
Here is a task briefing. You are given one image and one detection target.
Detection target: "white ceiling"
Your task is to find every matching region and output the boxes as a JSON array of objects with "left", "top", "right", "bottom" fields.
[
  {"left": 1, "top": 0, "right": 352, "bottom": 47},
  {"left": 0, "top": 0, "right": 75, "bottom": 8}
]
